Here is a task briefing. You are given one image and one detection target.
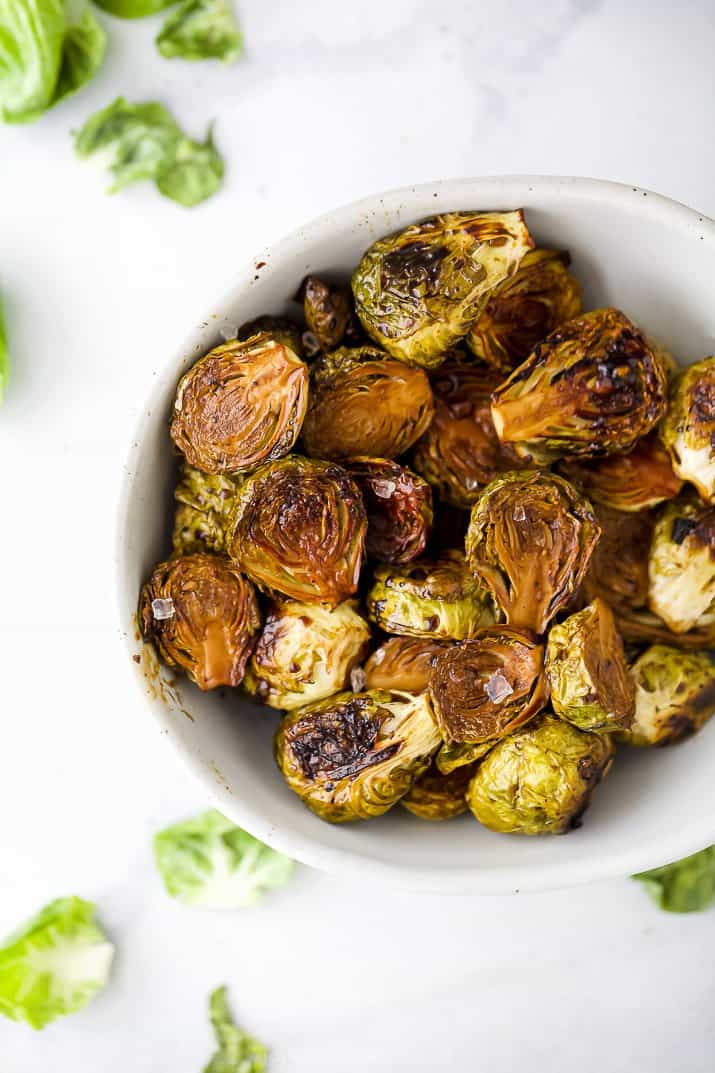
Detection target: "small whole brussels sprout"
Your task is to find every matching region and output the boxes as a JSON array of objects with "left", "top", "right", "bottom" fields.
[
  {"left": 621, "top": 645, "right": 715, "bottom": 746},
  {"left": 466, "top": 714, "right": 614, "bottom": 835},
  {"left": 366, "top": 550, "right": 495, "bottom": 640},
  {"left": 172, "top": 462, "right": 240, "bottom": 556},
  {"left": 581, "top": 502, "right": 653, "bottom": 613},
  {"left": 139, "top": 554, "right": 261, "bottom": 690},
  {"left": 466, "top": 248, "right": 582, "bottom": 373},
  {"left": 559, "top": 433, "right": 682, "bottom": 512},
  {"left": 170, "top": 333, "right": 309, "bottom": 475},
  {"left": 236, "top": 315, "right": 304, "bottom": 357},
  {"left": 648, "top": 495, "right": 715, "bottom": 633},
  {"left": 363, "top": 636, "right": 450, "bottom": 693},
  {"left": 227, "top": 456, "right": 366, "bottom": 606},
  {"left": 297, "top": 276, "right": 362, "bottom": 354},
  {"left": 466, "top": 471, "right": 601, "bottom": 635},
  {"left": 345, "top": 457, "right": 433, "bottom": 564},
  {"left": 274, "top": 689, "right": 441, "bottom": 822},
  {"left": 243, "top": 599, "right": 371, "bottom": 710},
  {"left": 661, "top": 357, "right": 715, "bottom": 502},
  {"left": 301, "top": 346, "right": 434, "bottom": 460},
  {"left": 490, "top": 308, "right": 669, "bottom": 465},
  {"left": 545, "top": 598, "right": 635, "bottom": 732},
  {"left": 400, "top": 761, "right": 475, "bottom": 821},
  {"left": 352, "top": 211, "right": 534, "bottom": 368}
]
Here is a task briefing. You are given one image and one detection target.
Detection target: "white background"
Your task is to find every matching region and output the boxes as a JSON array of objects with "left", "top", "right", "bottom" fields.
[{"left": 2, "top": 1, "right": 715, "bottom": 1069}]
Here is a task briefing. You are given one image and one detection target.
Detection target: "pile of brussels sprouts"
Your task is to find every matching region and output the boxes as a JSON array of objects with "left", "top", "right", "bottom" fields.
[{"left": 140, "top": 209, "right": 715, "bottom": 836}]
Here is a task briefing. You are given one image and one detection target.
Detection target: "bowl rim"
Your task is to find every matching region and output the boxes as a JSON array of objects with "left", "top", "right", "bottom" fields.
[{"left": 116, "top": 175, "right": 715, "bottom": 893}]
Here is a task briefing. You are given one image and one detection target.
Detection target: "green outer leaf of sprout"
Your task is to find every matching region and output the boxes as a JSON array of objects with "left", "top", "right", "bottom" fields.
[
  {"left": 157, "top": 0, "right": 243, "bottom": 63},
  {"left": 204, "top": 986, "right": 268, "bottom": 1073},
  {"left": 633, "top": 846, "right": 715, "bottom": 913}
]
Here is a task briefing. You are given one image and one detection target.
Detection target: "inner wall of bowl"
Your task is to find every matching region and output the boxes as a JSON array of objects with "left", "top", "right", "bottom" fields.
[{"left": 120, "top": 179, "right": 715, "bottom": 889}]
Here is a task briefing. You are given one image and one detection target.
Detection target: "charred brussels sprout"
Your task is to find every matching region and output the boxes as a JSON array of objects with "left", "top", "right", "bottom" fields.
[
  {"left": 491, "top": 308, "right": 669, "bottom": 465},
  {"left": 466, "top": 471, "right": 600, "bottom": 635},
  {"left": 352, "top": 211, "right": 534, "bottom": 368},
  {"left": 661, "top": 357, "right": 715, "bottom": 502},
  {"left": 622, "top": 646, "right": 715, "bottom": 746},
  {"left": 363, "top": 636, "right": 450, "bottom": 693},
  {"left": 298, "top": 276, "right": 361, "bottom": 354},
  {"left": 139, "top": 554, "right": 261, "bottom": 690},
  {"left": 466, "top": 714, "right": 614, "bottom": 835},
  {"left": 301, "top": 346, "right": 434, "bottom": 460},
  {"left": 466, "top": 249, "right": 582, "bottom": 373},
  {"left": 401, "top": 761, "right": 475, "bottom": 820},
  {"left": 412, "top": 355, "right": 524, "bottom": 508},
  {"left": 345, "top": 458, "right": 432, "bottom": 564},
  {"left": 545, "top": 598, "right": 634, "bottom": 732},
  {"left": 243, "top": 600, "right": 370, "bottom": 710},
  {"left": 170, "top": 333, "right": 309, "bottom": 475},
  {"left": 366, "top": 550, "right": 495, "bottom": 640},
  {"left": 581, "top": 503, "right": 652, "bottom": 613},
  {"left": 648, "top": 495, "right": 715, "bottom": 633},
  {"left": 172, "top": 462, "right": 240, "bottom": 556},
  {"left": 227, "top": 456, "right": 366, "bottom": 605},
  {"left": 274, "top": 689, "right": 440, "bottom": 822},
  {"left": 560, "top": 433, "right": 682, "bottom": 512},
  {"left": 237, "top": 315, "right": 304, "bottom": 357}
]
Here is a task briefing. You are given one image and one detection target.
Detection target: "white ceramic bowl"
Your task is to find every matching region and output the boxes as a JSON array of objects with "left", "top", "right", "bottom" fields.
[{"left": 117, "top": 176, "right": 715, "bottom": 893}]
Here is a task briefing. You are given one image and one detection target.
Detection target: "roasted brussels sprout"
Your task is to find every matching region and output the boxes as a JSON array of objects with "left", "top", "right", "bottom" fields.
[
  {"left": 559, "top": 433, "right": 682, "bottom": 512},
  {"left": 661, "top": 357, "right": 715, "bottom": 502},
  {"left": 172, "top": 462, "right": 240, "bottom": 556},
  {"left": 621, "top": 645, "right": 715, "bottom": 746},
  {"left": 274, "top": 689, "right": 441, "bottom": 822},
  {"left": 301, "top": 346, "right": 434, "bottom": 461},
  {"left": 466, "top": 249, "right": 582, "bottom": 373},
  {"left": 345, "top": 458, "right": 432, "bottom": 564},
  {"left": 435, "top": 739, "right": 496, "bottom": 775},
  {"left": 139, "top": 554, "right": 261, "bottom": 690},
  {"left": 614, "top": 607, "right": 715, "bottom": 650},
  {"left": 411, "top": 355, "right": 524, "bottom": 508},
  {"left": 581, "top": 503, "right": 652, "bottom": 612},
  {"left": 363, "top": 636, "right": 449, "bottom": 693},
  {"left": 401, "top": 761, "right": 475, "bottom": 820},
  {"left": 243, "top": 599, "right": 370, "bottom": 710},
  {"left": 227, "top": 456, "right": 366, "bottom": 605},
  {"left": 466, "top": 714, "right": 614, "bottom": 835},
  {"left": 297, "top": 276, "right": 361, "bottom": 354},
  {"left": 466, "top": 471, "right": 600, "bottom": 634},
  {"left": 366, "top": 550, "right": 495, "bottom": 640},
  {"left": 352, "top": 211, "right": 534, "bottom": 367},
  {"left": 648, "top": 495, "right": 715, "bottom": 633},
  {"left": 491, "top": 308, "right": 669, "bottom": 465},
  {"left": 236, "top": 315, "right": 304, "bottom": 357},
  {"left": 546, "top": 598, "right": 634, "bottom": 732},
  {"left": 170, "top": 333, "right": 309, "bottom": 475}
]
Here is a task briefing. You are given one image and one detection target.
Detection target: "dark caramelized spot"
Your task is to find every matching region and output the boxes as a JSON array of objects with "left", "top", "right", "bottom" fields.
[
  {"left": 382, "top": 241, "right": 449, "bottom": 296},
  {"left": 287, "top": 698, "right": 399, "bottom": 782}
]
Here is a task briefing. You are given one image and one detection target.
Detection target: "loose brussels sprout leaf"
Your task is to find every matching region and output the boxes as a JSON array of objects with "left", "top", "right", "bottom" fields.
[
  {"left": 352, "top": 211, "right": 534, "bottom": 367},
  {"left": 237, "top": 315, "right": 304, "bottom": 357},
  {"left": 93, "top": 0, "right": 175, "bottom": 15},
  {"left": 367, "top": 550, "right": 495, "bottom": 640},
  {"left": 634, "top": 847, "right": 715, "bottom": 913},
  {"left": 466, "top": 714, "right": 614, "bottom": 835},
  {"left": 154, "top": 809, "right": 293, "bottom": 908},
  {"left": 204, "top": 985, "right": 268, "bottom": 1073},
  {"left": 581, "top": 503, "right": 652, "bottom": 612},
  {"left": 546, "top": 598, "right": 634, "bottom": 732},
  {"left": 648, "top": 495, "right": 715, "bottom": 633},
  {"left": 0, "top": 896, "right": 113, "bottom": 1029},
  {"left": 139, "top": 553, "right": 261, "bottom": 689},
  {"left": 172, "top": 462, "right": 240, "bottom": 556},
  {"left": 157, "top": 0, "right": 243, "bottom": 63},
  {"left": 171, "top": 333, "right": 308, "bottom": 475},
  {"left": 401, "top": 761, "right": 475, "bottom": 820},
  {"left": 429, "top": 627, "right": 547, "bottom": 748},
  {"left": 244, "top": 599, "right": 370, "bottom": 710},
  {"left": 274, "top": 689, "right": 441, "bottom": 822},
  {"left": 620, "top": 645, "right": 715, "bottom": 746},
  {"left": 466, "top": 471, "right": 600, "bottom": 634},
  {"left": 363, "top": 636, "right": 449, "bottom": 693},
  {"left": 227, "top": 456, "right": 366, "bottom": 605},
  {"left": 301, "top": 346, "right": 434, "bottom": 461},
  {"left": 491, "top": 308, "right": 669, "bottom": 465},
  {"left": 345, "top": 457, "right": 432, "bottom": 564},
  {"left": 661, "top": 357, "right": 715, "bottom": 502},
  {"left": 155, "top": 125, "right": 224, "bottom": 207},
  {"left": 560, "top": 433, "right": 682, "bottom": 512},
  {"left": 0, "top": 296, "right": 8, "bottom": 403},
  {"left": 435, "top": 739, "right": 495, "bottom": 775},
  {"left": 298, "top": 275, "right": 362, "bottom": 353},
  {"left": 615, "top": 606, "right": 715, "bottom": 651},
  {"left": 466, "top": 249, "right": 582, "bottom": 373},
  {"left": 412, "top": 354, "right": 525, "bottom": 508}
]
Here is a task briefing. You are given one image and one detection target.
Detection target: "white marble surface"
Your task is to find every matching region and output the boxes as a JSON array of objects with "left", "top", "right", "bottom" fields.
[{"left": 1, "top": 1, "right": 715, "bottom": 1069}]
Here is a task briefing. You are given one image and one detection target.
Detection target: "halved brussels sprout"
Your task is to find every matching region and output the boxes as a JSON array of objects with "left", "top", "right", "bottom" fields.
[
  {"left": 465, "top": 471, "right": 600, "bottom": 635},
  {"left": 545, "top": 598, "right": 634, "bottom": 732},
  {"left": 227, "top": 456, "right": 366, "bottom": 605},
  {"left": 297, "top": 276, "right": 361, "bottom": 354},
  {"left": 274, "top": 689, "right": 441, "bottom": 822},
  {"left": 648, "top": 495, "right": 715, "bottom": 633},
  {"left": 363, "top": 636, "right": 450, "bottom": 693},
  {"left": 411, "top": 354, "right": 524, "bottom": 508},
  {"left": 620, "top": 645, "right": 715, "bottom": 746},
  {"left": 243, "top": 599, "right": 370, "bottom": 710},
  {"left": 466, "top": 714, "right": 614, "bottom": 835},
  {"left": 581, "top": 503, "right": 652, "bottom": 612},
  {"left": 170, "top": 333, "right": 309, "bottom": 475},
  {"left": 345, "top": 458, "right": 432, "bottom": 564},
  {"left": 661, "top": 357, "right": 715, "bottom": 502},
  {"left": 466, "top": 249, "right": 582, "bottom": 373},
  {"left": 401, "top": 761, "right": 475, "bottom": 820},
  {"left": 237, "top": 315, "right": 304, "bottom": 357},
  {"left": 301, "top": 346, "right": 434, "bottom": 460},
  {"left": 559, "top": 433, "right": 682, "bottom": 512},
  {"left": 490, "top": 308, "right": 670, "bottom": 465},
  {"left": 139, "top": 554, "right": 261, "bottom": 690},
  {"left": 352, "top": 211, "right": 534, "bottom": 368},
  {"left": 172, "top": 462, "right": 240, "bottom": 556},
  {"left": 366, "top": 550, "right": 495, "bottom": 640}
]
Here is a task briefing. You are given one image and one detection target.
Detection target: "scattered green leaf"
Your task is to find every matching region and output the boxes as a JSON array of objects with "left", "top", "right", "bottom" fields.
[
  {"left": 157, "top": 0, "right": 242, "bottom": 63},
  {"left": 204, "top": 986, "right": 268, "bottom": 1073},
  {"left": 0, "top": 296, "right": 8, "bottom": 403},
  {"left": 633, "top": 846, "right": 715, "bottom": 913},
  {"left": 156, "top": 126, "right": 224, "bottom": 206},
  {"left": 91, "top": 0, "right": 175, "bottom": 18}
]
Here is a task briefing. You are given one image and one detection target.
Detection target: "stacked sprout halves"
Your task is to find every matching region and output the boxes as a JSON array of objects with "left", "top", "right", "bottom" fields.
[{"left": 139, "top": 210, "right": 715, "bottom": 835}]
